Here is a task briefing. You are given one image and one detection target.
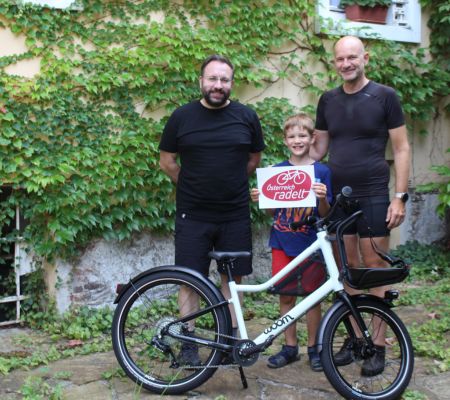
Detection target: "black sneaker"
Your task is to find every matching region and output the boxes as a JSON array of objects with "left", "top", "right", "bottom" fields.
[
  {"left": 178, "top": 342, "right": 201, "bottom": 367},
  {"left": 361, "top": 345, "right": 386, "bottom": 376},
  {"left": 267, "top": 345, "right": 300, "bottom": 369},
  {"left": 334, "top": 337, "right": 363, "bottom": 366},
  {"left": 307, "top": 346, "right": 323, "bottom": 372}
]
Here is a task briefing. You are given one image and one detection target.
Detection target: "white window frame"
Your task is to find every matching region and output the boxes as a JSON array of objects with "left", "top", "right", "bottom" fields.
[
  {"left": 315, "top": 0, "right": 421, "bottom": 43},
  {"left": 18, "top": 0, "right": 82, "bottom": 10},
  {"left": 0, "top": 207, "right": 30, "bottom": 326}
]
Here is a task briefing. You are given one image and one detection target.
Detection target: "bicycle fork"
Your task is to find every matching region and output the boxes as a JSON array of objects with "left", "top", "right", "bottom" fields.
[
  {"left": 337, "top": 291, "right": 375, "bottom": 349},
  {"left": 333, "top": 290, "right": 399, "bottom": 357}
]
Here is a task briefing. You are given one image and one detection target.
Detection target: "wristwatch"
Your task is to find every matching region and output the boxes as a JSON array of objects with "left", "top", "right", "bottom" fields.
[{"left": 395, "top": 192, "right": 409, "bottom": 203}]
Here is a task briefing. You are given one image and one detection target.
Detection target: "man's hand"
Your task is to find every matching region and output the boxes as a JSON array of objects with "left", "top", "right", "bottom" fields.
[
  {"left": 386, "top": 198, "right": 406, "bottom": 230},
  {"left": 159, "top": 150, "right": 180, "bottom": 183}
]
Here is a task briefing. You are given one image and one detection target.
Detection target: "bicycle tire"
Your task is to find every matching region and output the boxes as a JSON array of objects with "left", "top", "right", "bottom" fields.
[
  {"left": 321, "top": 298, "right": 414, "bottom": 400},
  {"left": 111, "top": 269, "right": 230, "bottom": 394}
]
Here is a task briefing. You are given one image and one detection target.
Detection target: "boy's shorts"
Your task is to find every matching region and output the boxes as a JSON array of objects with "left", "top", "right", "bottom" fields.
[
  {"left": 272, "top": 248, "right": 326, "bottom": 295},
  {"left": 175, "top": 214, "right": 252, "bottom": 277}
]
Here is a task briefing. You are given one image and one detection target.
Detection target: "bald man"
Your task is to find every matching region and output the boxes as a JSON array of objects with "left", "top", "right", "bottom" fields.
[{"left": 312, "top": 36, "right": 411, "bottom": 376}]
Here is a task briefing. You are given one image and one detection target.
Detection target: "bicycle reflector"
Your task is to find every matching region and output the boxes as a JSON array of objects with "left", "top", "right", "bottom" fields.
[{"left": 116, "top": 283, "right": 126, "bottom": 295}]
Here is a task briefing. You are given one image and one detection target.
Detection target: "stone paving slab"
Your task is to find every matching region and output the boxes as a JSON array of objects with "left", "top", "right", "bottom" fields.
[{"left": 1, "top": 346, "right": 449, "bottom": 399}]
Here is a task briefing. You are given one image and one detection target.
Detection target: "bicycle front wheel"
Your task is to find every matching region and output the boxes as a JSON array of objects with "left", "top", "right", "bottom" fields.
[
  {"left": 321, "top": 298, "right": 414, "bottom": 400},
  {"left": 111, "top": 269, "right": 230, "bottom": 395}
]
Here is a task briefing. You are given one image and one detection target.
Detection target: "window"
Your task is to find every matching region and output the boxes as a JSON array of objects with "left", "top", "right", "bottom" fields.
[
  {"left": 18, "top": 0, "right": 82, "bottom": 10},
  {"left": 0, "top": 187, "right": 31, "bottom": 326},
  {"left": 315, "top": 0, "right": 421, "bottom": 43}
]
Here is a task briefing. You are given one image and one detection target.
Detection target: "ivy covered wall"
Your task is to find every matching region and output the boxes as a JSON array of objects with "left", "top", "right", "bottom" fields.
[{"left": 0, "top": 0, "right": 448, "bottom": 266}]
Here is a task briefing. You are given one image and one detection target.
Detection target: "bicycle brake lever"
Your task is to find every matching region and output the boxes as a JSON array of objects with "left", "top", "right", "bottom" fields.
[{"left": 290, "top": 216, "right": 317, "bottom": 231}]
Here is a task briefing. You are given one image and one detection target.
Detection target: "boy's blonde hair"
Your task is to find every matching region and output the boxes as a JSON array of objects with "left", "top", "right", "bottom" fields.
[{"left": 283, "top": 113, "right": 314, "bottom": 136}]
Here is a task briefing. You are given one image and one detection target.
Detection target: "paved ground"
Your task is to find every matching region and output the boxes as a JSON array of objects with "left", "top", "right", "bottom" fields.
[{"left": 0, "top": 305, "right": 449, "bottom": 399}]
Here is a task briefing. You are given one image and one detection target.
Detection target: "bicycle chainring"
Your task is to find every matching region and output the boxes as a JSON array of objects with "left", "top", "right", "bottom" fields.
[{"left": 232, "top": 339, "right": 259, "bottom": 366}]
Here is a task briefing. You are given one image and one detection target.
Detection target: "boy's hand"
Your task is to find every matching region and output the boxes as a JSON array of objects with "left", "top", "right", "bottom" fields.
[
  {"left": 312, "top": 183, "right": 327, "bottom": 199},
  {"left": 250, "top": 188, "right": 260, "bottom": 202}
]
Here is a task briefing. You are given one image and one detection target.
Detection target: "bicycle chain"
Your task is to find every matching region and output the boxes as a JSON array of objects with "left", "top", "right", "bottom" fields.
[
  {"left": 179, "top": 362, "right": 238, "bottom": 370},
  {"left": 177, "top": 327, "right": 242, "bottom": 369}
]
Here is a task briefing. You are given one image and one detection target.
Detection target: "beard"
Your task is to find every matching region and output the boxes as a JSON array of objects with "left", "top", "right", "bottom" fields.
[{"left": 202, "top": 88, "right": 230, "bottom": 107}]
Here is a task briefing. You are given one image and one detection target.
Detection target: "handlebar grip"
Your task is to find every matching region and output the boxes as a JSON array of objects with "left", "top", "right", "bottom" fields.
[
  {"left": 335, "top": 186, "right": 352, "bottom": 205},
  {"left": 342, "top": 186, "right": 352, "bottom": 197}
]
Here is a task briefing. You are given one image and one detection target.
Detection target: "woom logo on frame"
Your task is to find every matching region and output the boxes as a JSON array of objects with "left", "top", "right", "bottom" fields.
[
  {"left": 264, "top": 314, "right": 295, "bottom": 335},
  {"left": 261, "top": 169, "right": 312, "bottom": 201}
]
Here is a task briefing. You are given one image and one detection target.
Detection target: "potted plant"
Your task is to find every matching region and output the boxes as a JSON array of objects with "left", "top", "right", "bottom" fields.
[{"left": 339, "top": 0, "right": 392, "bottom": 24}]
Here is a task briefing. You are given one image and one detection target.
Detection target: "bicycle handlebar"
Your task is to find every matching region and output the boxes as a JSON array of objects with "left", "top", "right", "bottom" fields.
[
  {"left": 291, "top": 185, "right": 406, "bottom": 270},
  {"left": 290, "top": 186, "right": 354, "bottom": 231}
]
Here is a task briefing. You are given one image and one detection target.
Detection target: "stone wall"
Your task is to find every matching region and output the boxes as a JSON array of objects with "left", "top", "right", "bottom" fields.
[
  {"left": 52, "top": 227, "right": 273, "bottom": 313},
  {"left": 401, "top": 192, "right": 447, "bottom": 245}
]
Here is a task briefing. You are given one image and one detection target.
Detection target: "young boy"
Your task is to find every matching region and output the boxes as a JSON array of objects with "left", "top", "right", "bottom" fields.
[{"left": 251, "top": 113, "right": 332, "bottom": 371}]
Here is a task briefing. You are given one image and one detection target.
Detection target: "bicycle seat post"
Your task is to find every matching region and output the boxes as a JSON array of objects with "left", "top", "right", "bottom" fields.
[{"left": 224, "top": 258, "right": 235, "bottom": 282}]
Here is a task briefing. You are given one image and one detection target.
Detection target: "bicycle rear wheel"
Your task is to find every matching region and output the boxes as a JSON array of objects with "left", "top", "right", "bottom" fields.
[
  {"left": 111, "top": 269, "right": 230, "bottom": 394},
  {"left": 321, "top": 298, "right": 414, "bottom": 400}
]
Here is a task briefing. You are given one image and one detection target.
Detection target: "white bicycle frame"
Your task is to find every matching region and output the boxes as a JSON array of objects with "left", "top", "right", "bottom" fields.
[{"left": 227, "top": 229, "right": 344, "bottom": 345}]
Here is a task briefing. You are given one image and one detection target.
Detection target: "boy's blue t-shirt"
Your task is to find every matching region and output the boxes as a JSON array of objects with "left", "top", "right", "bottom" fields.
[{"left": 268, "top": 161, "right": 333, "bottom": 257}]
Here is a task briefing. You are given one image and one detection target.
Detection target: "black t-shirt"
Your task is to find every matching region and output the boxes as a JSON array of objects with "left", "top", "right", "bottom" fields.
[
  {"left": 315, "top": 81, "right": 405, "bottom": 196},
  {"left": 159, "top": 100, "right": 265, "bottom": 222}
]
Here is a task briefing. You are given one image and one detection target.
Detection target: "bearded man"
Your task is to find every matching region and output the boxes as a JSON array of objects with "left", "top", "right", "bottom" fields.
[{"left": 159, "top": 54, "right": 265, "bottom": 366}]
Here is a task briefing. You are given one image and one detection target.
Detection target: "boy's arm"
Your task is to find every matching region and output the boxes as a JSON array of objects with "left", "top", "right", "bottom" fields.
[{"left": 317, "top": 196, "right": 330, "bottom": 217}]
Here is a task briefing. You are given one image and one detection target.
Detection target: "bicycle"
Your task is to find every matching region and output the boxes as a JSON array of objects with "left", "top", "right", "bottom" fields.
[{"left": 111, "top": 187, "right": 414, "bottom": 399}]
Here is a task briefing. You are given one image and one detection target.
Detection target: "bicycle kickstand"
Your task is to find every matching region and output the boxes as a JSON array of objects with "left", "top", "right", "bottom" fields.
[{"left": 238, "top": 366, "right": 248, "bottom": 389}]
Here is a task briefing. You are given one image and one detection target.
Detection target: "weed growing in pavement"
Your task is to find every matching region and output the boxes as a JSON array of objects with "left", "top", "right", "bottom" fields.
[
  {"left": 19, "top": 376, "right": 63, "bottom": 400},
  {"left": 102, "top": 367, "right": 125, "bottom": 380},
  {"left": 402, "top": 390, "right": 429, "bottom": 400},
  {"left": 53, "top": 371, "right": 72, "bottom": 380}
]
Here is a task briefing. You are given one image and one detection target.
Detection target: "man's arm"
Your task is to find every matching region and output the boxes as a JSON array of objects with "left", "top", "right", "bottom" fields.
[
  {"left": 247, "top": 152, "right": 262, "bottom": 175},
  {"left": 159, "top": 150, "right": 180, "bottom": 183},
  {"left": 386, "top": 125, "right": 411, "bottom": 229},
  {"left": 310, "top": 129, "right": 329, "bottom": 161}
]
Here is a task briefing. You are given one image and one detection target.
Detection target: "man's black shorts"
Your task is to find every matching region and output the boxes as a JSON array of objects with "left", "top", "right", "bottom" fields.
[
  {"left": 332, "top": 195, "right": 390, "bottom": 238},
  {"left": 175, "top": 214, "right": 253, "bottom": 277}
]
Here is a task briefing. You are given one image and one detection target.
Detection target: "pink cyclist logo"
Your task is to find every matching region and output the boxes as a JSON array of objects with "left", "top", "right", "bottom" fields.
[{"left": 262, "top": 169, "right": 312, "bottom": 201}]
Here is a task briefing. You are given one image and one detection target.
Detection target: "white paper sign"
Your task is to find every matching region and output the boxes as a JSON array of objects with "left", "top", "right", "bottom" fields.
[{"left": 256, "top": 165, "right": 316, "bottom": 209}]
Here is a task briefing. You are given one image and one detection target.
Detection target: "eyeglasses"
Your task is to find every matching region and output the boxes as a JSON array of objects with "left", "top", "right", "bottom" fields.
[{"left": 203, "top": 76, "right": 232, "bottom": 85}]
